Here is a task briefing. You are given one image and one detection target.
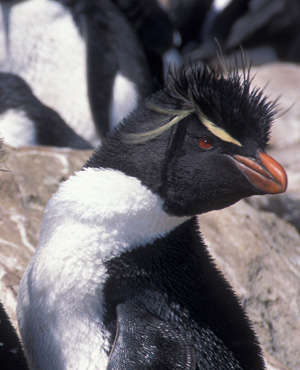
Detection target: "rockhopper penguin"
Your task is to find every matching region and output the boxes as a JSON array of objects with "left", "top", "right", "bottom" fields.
[{"left": 17, "top": 64, "right": 287, "bottom": 369}]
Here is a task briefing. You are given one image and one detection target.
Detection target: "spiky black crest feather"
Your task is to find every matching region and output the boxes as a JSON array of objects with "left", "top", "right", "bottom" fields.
[
  {"left": 124, "top": 63, "right": 277, "bottom": 149},
  {"left": 166, "top": 64, "right": 277, "bottom": 144}
]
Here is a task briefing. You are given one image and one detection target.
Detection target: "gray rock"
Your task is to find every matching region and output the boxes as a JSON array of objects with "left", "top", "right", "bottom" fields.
[
  {"left": 199, "top": 201, "right": 300, "bottom": 370},
  {"left": 246, "top": 143, "right": 300, "bottom": 231},
  {"left": 246, "top": 64, "right": 300, "bottom": 231},
  {"left": 0, "top": 145, "right": 92, "bottom": 325},
  {"left": 251, "top": 63, "right": 300, "bottom": 149}
]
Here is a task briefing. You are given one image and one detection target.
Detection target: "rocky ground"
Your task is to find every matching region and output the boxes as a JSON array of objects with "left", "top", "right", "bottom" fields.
[{"left": 0, "top": 62, "right": 299, "bottom": 369}]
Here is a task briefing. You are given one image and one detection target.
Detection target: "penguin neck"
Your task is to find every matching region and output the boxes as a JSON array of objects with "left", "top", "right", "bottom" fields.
[
  {"left": 18, "top": 167, "right": 188, "bottom": 369},
  {"left": 41, "top": 167, "right": 188, "bottom": 257}
]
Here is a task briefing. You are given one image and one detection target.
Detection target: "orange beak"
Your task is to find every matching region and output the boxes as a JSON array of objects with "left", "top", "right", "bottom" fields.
[{"left": 232, "top": 152, "right": 288, "bottom": 194}]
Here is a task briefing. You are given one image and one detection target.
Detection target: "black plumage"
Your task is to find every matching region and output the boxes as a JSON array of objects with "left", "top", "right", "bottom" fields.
[
  {"left": 174, "top": 0, "right": 300, "bottom": 65},
  {"left": 0, "top": 302, "right": 28, "bottom": 370},
  {"left": 158, "top": 66, "right": 275, "bottom": 149},
  {"left": 104, "top": 219, "right": 264, "bottom": 370},
  {"left": 86, "top": 65, "right": 283, "bottom": 216},
  {"left": 0, "top": 72, "right": 92, "bottom": 148},
  {"left": 0, "top": 0, "right": 156, "bottom": 143},
  {"left": 14, "top": 63, "right": 287, "bottom": 369},
  {"left": 58, "top": 0, "right": 155, "bottom": 138},
  {"left": 85, "top": 64, "right": 287, "bottom": 368},
  {"left": 111, "top": 0, "right": 174, "bottom": 86}
]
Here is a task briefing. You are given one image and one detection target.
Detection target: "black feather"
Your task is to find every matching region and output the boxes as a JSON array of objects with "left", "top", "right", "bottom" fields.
[
  {"left": 86, "top": 63, "right": 279, "bottom": 216},
  {"left": 0, "top": 72, "right": 92, "bottom": 149},
  {"left": 163, "top": 64, "right": 277, "bottom": 150},
  {"left": 0, "top": 302, "right": 28, "bottom": 370},
  {"left": 104, "top": 219, "right": 265, "bottom": 370}
]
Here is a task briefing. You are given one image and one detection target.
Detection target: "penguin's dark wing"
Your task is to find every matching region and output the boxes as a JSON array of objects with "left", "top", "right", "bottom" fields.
[
  {"left": 0, "top": 302, "right": 28, "bottom": 370},
  {"left": 107, "top": 302, "right": 196, "bottom": 370},
  {"left": 62, "top": 0, "right": 154, "bottom": 139},
  {"left": 225, "top": 0, "right": 285, "bottom": 48},
  {"left": 0, "top": 72, "right": 92, "bottom": 149}
]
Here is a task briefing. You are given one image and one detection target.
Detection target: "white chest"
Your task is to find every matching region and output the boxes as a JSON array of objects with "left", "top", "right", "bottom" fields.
[{"left": 17, "top": 168, "right": 188, "bottom": 369}]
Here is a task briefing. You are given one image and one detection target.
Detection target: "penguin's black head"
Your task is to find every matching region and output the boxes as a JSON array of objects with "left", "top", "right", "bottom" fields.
[{"left": 86, "top": 64, "right": 287, "bottom": 217}]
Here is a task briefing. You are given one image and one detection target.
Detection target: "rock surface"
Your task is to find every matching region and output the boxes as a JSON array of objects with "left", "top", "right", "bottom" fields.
[
  {"left": 251, "top": 63, "right": 300, "bottom": 149},
  {"left": 246, "top": 143, "right": 300, "bottom": 231},
  {"left": 248, "top": 64, "right": 300, "bottom": 232},
  {"left": 0, "top": 145, "right": 92, "bottom": 324},
  {"left": 199, "top": 202, "right": 300, "bottom": 370},
  {"left": 1, "top": 63, "right": 300, "bottom": 369}
]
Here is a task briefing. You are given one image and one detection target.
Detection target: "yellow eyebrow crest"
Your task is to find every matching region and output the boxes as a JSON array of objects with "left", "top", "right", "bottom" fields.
[
  {"left": 187, "top": 87, "right": 242, "bottom": 147},
  {"left": 199, "top": 114, "right": 242, "bottom": 147}
]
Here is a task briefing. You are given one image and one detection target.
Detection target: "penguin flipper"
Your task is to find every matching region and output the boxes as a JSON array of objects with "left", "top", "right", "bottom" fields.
[
  {"left": 107, "top": 302, "right": 196, "bottom": 370},
  {"left": 0, "top": 302, "right": 28, "bottom": 370}
]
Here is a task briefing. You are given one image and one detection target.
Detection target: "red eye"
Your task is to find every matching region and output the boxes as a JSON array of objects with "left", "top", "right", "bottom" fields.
[{"left": 198, "top": 137, "right": 213, "bottom": 149}]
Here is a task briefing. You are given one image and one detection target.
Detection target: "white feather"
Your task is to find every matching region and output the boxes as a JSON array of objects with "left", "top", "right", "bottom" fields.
[
  {"left": 17, "top": 167, "right": 188, "bottom": 370},
  {"left": 109, "top": 72, "right": 139, "bottom": 130},
  {"left": 213, "top": 0, "right": 232, "bottom": 12},
  {"left": 0, "top": 109, "right": 37, "bottom": 147},
  {"left": 0, "top": 0, "right": 99, "bottom": 146},
  {"left": 202, "top": 0, "right": 233, "bottom": 40}
]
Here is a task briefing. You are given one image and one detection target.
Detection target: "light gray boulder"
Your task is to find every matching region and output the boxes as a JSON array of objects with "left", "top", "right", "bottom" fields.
[
  {"left": 200, "top": 201, "right": 300, "bottom": 370},
  {"left": 248, "top": 63, "right": 300, "bottom": 231},
  {"left": 0, "top": 145, "right": 92, "bottom": 324}
]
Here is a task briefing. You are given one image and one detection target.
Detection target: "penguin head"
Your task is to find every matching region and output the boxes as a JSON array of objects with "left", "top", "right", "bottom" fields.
[{"left": 87, "top": 64, "right": 287, "bottom": 217}]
